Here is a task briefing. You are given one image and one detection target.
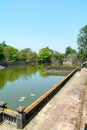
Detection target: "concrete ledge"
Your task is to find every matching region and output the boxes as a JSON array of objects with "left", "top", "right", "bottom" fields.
[{"left": 0, "top": 61, "right": 29, "bottom": 67}]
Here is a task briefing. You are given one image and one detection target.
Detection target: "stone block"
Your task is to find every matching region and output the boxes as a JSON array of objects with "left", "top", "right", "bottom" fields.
[{"left": 0, "top": 112, "right": 3, "bottom": 123}]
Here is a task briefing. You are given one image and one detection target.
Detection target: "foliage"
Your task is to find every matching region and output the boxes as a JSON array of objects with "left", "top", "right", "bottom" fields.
[
  {"left": 0, "top": 41, "right": 18, "bottom": 61},
  {"left": 0, "top": 41, "right": 7, "bottom": 61},
  {"left": 18, "top": 48, "right": 37, "bottom": 63},
  {"left": 3, "top": 45, "right": 18, "bottom": 61},
  {"left": 0, "top": 41, "right": 78, "bottom": 66},
  {"left": 65, "top": 46, "right": 77, "bottom": 56},
  {"left": 37, "top": 47, "right": 53, "bottom": 63},
  {"left": 77, "top": 25, "right": 87, "bottom": 61},
  {"left": 0, "top": 44, "right": 4, "bottom": 61},
  {"left": 51, "top": 51, "right": 65, "bottom": 65},
  {"left": 2, "top": 25, "right": 87, "bottom": 64},
  {"left": 18, "top": 48, "right": 30, "bottom": 61}
]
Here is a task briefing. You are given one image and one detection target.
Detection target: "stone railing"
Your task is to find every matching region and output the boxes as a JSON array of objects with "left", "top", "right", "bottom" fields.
[
  {"left": 0, "top": 102, "right": 26, "bottom": 128},
  {"left": 0, "top": 67, "right": 80, "bottom": 129},
  {"left": 0, "top": 102, "right": 17, "bottom": 126}
]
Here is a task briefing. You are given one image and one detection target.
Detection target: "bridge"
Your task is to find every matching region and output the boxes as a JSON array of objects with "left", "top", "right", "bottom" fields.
[{"left": 0, "top": 67, "right": 87, "bottom": 130}]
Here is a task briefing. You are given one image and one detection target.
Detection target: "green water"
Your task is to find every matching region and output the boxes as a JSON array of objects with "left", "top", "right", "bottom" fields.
[{"left": 0, "top": 65, "right": 64, "bottom": 110}]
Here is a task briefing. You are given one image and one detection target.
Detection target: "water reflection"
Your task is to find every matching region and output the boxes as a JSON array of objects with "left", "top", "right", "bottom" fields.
[
  {"left": 0, "top": 65, "right": 38, "bottom": 89},
  {"left": 0, "top": 65, "right": 65, "bottom": 110},
  {"left": 0, "top": 65, "right": 68, "bottom": 89}
]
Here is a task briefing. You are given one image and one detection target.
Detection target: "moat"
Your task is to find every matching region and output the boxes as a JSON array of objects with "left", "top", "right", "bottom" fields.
[{"left": 0, "top": 65, "right": 64, "bottom": 110}]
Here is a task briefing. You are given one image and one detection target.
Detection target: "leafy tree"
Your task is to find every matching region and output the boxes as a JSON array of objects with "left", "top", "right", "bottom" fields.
[
  {"left": 3, "top": 45, "right": 18, "bottom": 61},
  {"left": 65, "top": 46, "right": 77, "bottom": 56},
  {"left": 18, "top": 48, "right": 37, "bottom": 63},
  {"left": 26, "top": 49, "right": 37, "bottom": 63},
  {"left": 1, "top": 41, "right": 7, "bottom": 48},
  {"left": 51, "top": 51, "right": 65, "bottom": 65},
  {"left": 0, "top": 41, "right": 18, "bottom": 61},
  {"left": 28, "top": 52, "right": 37, "bottom": 63},
  {"left": 18, "top": 48, "right": 30, "bottom": 61},
  {"left": 77, "top": 25, "right": 87, "bottom": 61},
  {"left": 37, "top": 47, "right": 52, "bottom": 64},
  {"left": 0, "top": 44, "right": 4, "bottom": 61},
  {"left": 57, "top": 53, "right": 65, "bottom": 64},
  {"left": 0, "top": 41, "right": 7, "bottom": 61}
]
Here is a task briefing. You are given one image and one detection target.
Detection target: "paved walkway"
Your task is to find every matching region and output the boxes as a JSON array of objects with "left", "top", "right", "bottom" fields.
[{"left": 0, "top": 68, "right": 87, "bottom": 130}]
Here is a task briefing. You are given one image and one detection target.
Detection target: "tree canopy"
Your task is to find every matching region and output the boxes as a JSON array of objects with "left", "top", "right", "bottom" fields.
[
  {"left": 3, "top": 45, "right": 18, "bottom": 61},
  {"left": 0, "top": 41, "right": 7, "bottom": 61},
  {"left": 65, "top": 46, "right": 77, "bottom": 56},
  {"left": 0, "top": 41, "right": 78, "bottom": 65},
  {"left": 18, "top": 48, "right": 37, "bottom": 63},
  {"left": 2, "top": 24, "right": 87, "bottom": 66},
  {"left": 37, "top": 47, "right": 53, "bottom": 64},
  {"left": 77, "top": 25, "right": 87, "bottom": 61}
]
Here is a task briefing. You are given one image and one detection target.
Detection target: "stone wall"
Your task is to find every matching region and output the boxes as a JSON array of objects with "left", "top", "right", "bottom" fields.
[{"left": 0, "top": 61, "right": 29, "bottom": 67}]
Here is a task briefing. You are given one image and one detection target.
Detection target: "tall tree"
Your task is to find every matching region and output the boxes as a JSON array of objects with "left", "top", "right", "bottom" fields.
[
  {"left": 65, "top": 46, "right": 77, "bottom": 56},
  {"left": 0, "top": 44, "right": 4, "bottom": 61},
  {"left": 51, "top": 51, "right": 65, "bottom": 65},
  {"left": 3, "top": 45, "right": 18, "bottom": 61},
  {"left": 18, "top": 48, "right": 30, "bottom": 61},
  {"left": 37, "top": 47, "right": 52, "bottom": 64},
  {"left": 77, "top": 25, "right": 87, "bottom": 61},
  {"left": 0, "top": 41, "right": 7, "bottom": 61},
  {"left": 18, "top": 48, "right": 37, "bottom": 63}
]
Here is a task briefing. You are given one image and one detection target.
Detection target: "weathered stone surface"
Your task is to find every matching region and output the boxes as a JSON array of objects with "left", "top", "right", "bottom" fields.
[
  {"left": 63, "top": 54, "right": 78, "bottom": 66},
  {"left": 24, "top": 68, "right": 87, "bottom": 130},
  {"left": 16, "top": 106, "right": 25, "bottom": 113},
  {"left": 0, "top": 111, "right": 3, "bottom": 123},
  {"left": 16, "top": 106, "right": 26, "bottom": 129},
  {"left": 0, "top": 101, "right": 7, "bottom": 108}
]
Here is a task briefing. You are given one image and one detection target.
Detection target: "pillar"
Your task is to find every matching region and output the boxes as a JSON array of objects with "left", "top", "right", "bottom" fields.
[
  {"left": 16, "top": 106, "right": 26, "bottom": 129},
  {"left": 0, "top": 101, "right": 7, "bottom": 123}
]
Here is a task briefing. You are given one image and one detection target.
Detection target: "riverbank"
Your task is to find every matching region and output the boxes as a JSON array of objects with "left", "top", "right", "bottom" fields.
[
  {"left": 0, "top": 61, "right": 29, "bottom": 67},
  {"left": 0, "top": 61, "right": 77, "bottom": 73},
  {"left": 45, "top": 66, "right": 76, "bottom": 74}
]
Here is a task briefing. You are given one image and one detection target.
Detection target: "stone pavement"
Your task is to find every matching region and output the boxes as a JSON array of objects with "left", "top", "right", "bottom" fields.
[{"left": 0, "top": 68, "right": 87, "bottom": 130}]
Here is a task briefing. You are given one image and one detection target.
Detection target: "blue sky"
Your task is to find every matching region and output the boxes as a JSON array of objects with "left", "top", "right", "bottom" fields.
[{"left": 0, "top": 0, "right": 87, "bottom": 53}]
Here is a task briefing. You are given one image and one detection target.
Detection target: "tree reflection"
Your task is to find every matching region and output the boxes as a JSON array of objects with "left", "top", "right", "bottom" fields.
[
  {"left": 0, "top": 65, "right": 67, "bottom": 89},
  {"left": 0, "top": 65, "right": 38, "bottom": 89}
]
